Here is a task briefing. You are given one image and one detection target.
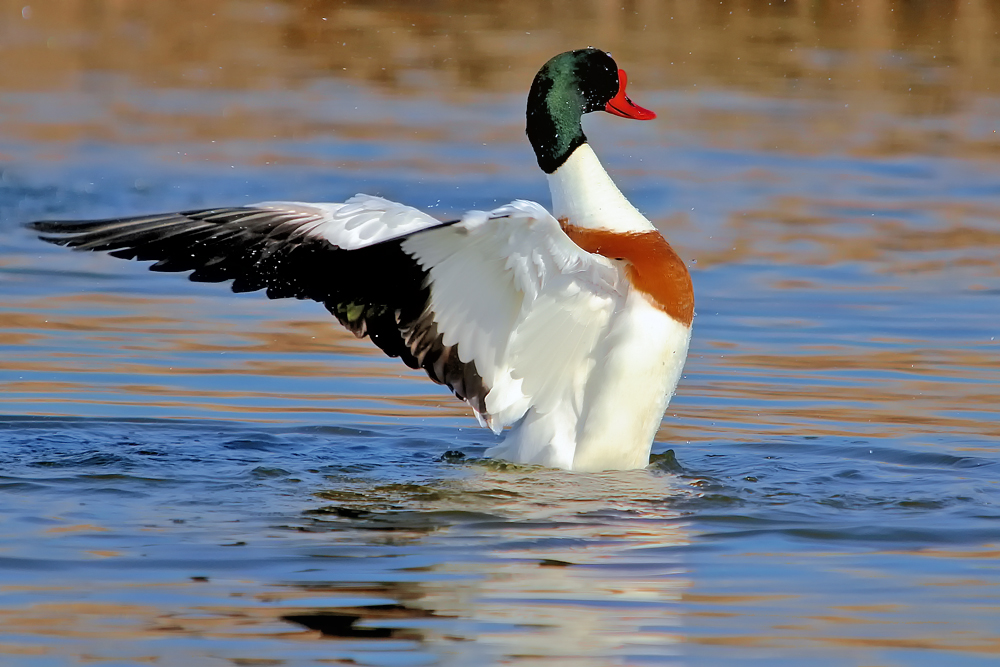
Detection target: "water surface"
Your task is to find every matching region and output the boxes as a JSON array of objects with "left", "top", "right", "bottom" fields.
[{"left": 2, "top": 2, "right": 1000, "bottom": 665}]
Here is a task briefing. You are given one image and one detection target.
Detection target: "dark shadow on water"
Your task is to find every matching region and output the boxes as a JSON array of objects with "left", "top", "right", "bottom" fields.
[{"left": 283, "top": 606, "right": 432, "bottom": 640}]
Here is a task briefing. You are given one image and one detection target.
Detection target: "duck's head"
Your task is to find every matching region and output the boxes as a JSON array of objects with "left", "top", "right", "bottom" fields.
[{"left": 526, "top": 48, "right": 655, "bottom": 174}]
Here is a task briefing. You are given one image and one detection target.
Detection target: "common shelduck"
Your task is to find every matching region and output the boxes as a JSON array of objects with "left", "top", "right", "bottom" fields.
[{"left": 29, "top": 48, "right": 694, "bottom": 472}]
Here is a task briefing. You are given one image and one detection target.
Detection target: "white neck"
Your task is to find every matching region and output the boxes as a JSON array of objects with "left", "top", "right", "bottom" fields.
[{"left": 546, "top": 144, "right": 654, "bottom": 233}]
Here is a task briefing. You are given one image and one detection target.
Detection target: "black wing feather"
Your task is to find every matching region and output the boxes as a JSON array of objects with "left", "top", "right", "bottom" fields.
[{"left": 28, "top": 207, "right": 488, "bottom": 415}]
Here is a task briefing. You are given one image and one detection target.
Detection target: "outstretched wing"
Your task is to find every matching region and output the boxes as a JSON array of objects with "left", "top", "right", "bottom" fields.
[
  {"left": 29, "top": 195, "right": 627, "bottom": 433},
  {"left": 27, "top": 194, "right": 489, "bottom": 408},
  {"left": 402, "top": 200, "right": 626, "bottom": 437}
]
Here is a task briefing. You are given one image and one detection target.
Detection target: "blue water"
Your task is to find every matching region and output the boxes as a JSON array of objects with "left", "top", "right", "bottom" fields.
[{"left": 3, "top": 10, "right": 1000, "bottom": 665}]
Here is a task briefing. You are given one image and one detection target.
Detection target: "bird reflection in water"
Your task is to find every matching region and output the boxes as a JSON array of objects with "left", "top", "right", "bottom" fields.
[{"left": 271, "top": 463, "right": 692, "bottom": 659}]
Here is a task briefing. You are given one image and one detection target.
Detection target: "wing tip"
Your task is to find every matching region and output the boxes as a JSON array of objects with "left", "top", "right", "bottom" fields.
[
  {"left": 26, "top": 220, "right": 85, "bottom": 247},
  {"left": 25, "top": 217, "right": 130, "bottom": 241},
  {"left": 26, "top": 219, "right": 75, "bottom": 234}
]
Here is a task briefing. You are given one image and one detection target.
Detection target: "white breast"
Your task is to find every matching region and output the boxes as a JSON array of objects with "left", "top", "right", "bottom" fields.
[
  {"left": 487, "top": 289, "right": 691, "bottom": 471},
  {"left": 571, "top": 290, "right": 691, "bottom": 470}
]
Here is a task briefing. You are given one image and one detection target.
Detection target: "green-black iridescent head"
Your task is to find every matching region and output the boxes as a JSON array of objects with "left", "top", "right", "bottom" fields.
[{"left": 526, "top": 48, "right": 656, "bottom": 174}]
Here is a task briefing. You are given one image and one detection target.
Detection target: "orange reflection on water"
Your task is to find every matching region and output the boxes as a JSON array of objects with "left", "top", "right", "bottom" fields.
[
  {"left": 2, "top": 2, "right": 1000, "bottom": 664},
  {"left": 0, "top": 0, "right": 997, "bottom": 161}
]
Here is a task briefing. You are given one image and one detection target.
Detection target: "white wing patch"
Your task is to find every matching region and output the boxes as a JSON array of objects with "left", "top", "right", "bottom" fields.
[
  {"left": 402, "top": 200, "right": 626, "bottom": 439},
  {"left": 253, "top": 194, "right": 446, "bottom": 250}
]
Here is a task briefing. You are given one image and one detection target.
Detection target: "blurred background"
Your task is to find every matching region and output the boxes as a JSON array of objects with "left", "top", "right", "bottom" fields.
[
  {"left": 1, "top": 2, "right": 999, "bottom": 666},
  {"left": 2, "top": 0, "right": 998, "bottom": 149}
]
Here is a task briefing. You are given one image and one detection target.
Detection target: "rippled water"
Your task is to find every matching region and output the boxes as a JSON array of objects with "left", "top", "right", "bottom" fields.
[{"left": 2, "top": 2, "right": 1000, "bottom": 665}]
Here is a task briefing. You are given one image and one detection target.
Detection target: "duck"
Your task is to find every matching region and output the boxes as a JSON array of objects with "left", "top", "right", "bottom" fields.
[{"left": 28, "top": 48, "right": 694, "bottom": 472}]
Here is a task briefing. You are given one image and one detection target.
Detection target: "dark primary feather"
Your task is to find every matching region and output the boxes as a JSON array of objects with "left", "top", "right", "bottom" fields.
[{"left": 28, "top": 207, "right": 488, "bottom": 414}]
